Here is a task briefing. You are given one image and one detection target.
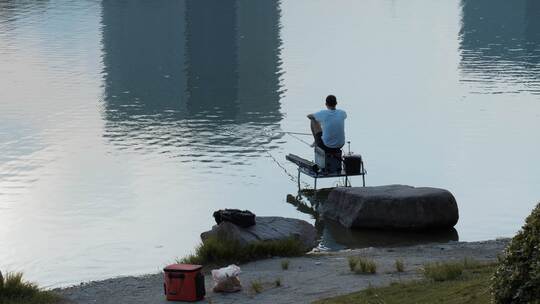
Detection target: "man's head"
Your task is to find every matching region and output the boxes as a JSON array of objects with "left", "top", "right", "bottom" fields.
[{"left": 326, "top": 95, "right": 337, "bottom": 109}]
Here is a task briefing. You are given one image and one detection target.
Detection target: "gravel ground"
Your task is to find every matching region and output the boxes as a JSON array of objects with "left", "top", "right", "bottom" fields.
[{"left": 57, "top": 239, "right": 509, "bottom": 304}]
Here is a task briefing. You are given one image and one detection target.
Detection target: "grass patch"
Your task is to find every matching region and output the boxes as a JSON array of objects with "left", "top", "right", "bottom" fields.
[
  {"left": 348, "top": 256, "right": 377, "bottom": 274},
  {"left": 250, "top": 280, "right": 263, "bottom": 294},
  {"left": 422, "top": 261, "right": 463, "bottom": 281},
  {"left": 314, "top": 261, "right": 496, "bottom": 304},
  {"left": 348, "top": 256, "right": 358, "bottom": 271},
  {"left": 0, "top": 272, "right": 61, "bottom": 304},
  {"left": 180, "top": 237, "right": 305, "bottom": 266},
  {"left": 395, "top": 259, "right": 404, "bottom": 273},
  {"left": 422, "top": 258, "right": 480, "bottom": 282},
  {"left": 274, "top": 278, "right": 282, "bottom": 287},
  {"left": 281, "top": 260, "right": 290, "bottom": 270}
]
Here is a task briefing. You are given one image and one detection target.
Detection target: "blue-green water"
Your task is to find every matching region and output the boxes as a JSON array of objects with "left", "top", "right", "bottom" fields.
[{"left": 1, "top": 0, "right": 539, "bottom": 287}]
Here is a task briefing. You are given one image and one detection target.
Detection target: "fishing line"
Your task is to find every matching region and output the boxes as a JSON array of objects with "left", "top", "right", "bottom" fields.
[
  {"left": 219, "top": 126, "right": 310, "bottom": 188},
  {"left": 286, "top": 133, "right": 313, "bottom": 147},
  {"left": 265, "top": 150, "right": 300, "bottom": 183}
]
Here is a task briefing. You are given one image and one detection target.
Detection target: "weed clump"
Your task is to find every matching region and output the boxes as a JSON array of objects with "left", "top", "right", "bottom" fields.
[
  {"left": 281, "top": 260, "right": 290, "bottom": 270},
  {"left": 348, "top": 256, "right": 377, "bottom": 274},
  {"left": 395, "top": 259, "right": 405, "bottom": 273},
  {"left": 250, "top": 280, "right": 263, "bottom": 294},
  {"left": 348, "top": 256, "right": 357, "bottom": 272},
  {"left": 422, "top": 261, "right": 463, "bottom": 281},
  {"left": 180, "top": 237, "right": 305, "bottom": 266},
  {"left": 0, "top": 271, "right": 60, "bottom": 304},
  {"left": 492, "top": 202, "right": 540, "bottom": 303}
]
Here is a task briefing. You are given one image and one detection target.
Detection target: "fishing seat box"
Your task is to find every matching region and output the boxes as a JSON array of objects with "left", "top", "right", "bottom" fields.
[
  {"left": 314, "top": 147, "right": 342, "bottom": 173},
  {"left": 343, "top": 154, "right": 362, "bottom": 175},
  {"left": 163, "top": 264, "right": 205, "bottom": 302}
]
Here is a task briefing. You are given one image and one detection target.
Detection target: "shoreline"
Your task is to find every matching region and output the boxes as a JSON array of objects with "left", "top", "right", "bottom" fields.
[{"left": 56, "top": 238, "right": 510, "bottom": 304}]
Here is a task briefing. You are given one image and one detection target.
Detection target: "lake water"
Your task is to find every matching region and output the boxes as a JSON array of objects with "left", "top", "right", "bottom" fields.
[{"left": 1, "top": 0, "right": 539, "bottom": 287}]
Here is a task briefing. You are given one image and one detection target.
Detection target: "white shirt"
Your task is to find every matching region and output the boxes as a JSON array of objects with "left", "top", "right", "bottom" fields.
[{"left": 313, "top": 109, "right": 347, "bottom": 148}]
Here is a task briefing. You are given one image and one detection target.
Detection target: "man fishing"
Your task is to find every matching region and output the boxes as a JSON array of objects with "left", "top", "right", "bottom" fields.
[{"left": 307, "top": 95, "right": 347, "bottom": 152}]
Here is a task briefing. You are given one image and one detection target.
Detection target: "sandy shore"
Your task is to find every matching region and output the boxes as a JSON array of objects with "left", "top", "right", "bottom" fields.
[{"left": 57, "top": 239, "right": 509, "bottom": 304}]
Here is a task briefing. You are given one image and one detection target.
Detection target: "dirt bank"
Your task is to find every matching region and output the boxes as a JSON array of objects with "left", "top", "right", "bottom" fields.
[{"left": 57, "top": 239, "right": 509, "bottom": 304}]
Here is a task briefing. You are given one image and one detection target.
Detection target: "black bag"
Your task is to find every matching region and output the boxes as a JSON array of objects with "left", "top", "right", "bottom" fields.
[{"left": 213, "top": 209, "right": 256, "bottom": 228}]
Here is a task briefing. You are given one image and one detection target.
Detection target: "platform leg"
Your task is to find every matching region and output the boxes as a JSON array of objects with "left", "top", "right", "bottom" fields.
[
  {"left": 345, "top": 175, "right": 349, "bottom": 187},
  {"left": 314, "top": 177, "right": 317, "bottom": 190},
  {"left": 361, "top": 162, "right": 366, "bottom": 187},
  {"left": 297, "top": 168, "right": 301, "bottom": 191}
]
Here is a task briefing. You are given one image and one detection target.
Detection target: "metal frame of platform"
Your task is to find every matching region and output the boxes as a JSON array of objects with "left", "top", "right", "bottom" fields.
[
  {"left": 286, "top": 152, "right": 367, "bottom": 190},
  {"left": 296, "top": 162, "right": 366, "bottom": 190}
]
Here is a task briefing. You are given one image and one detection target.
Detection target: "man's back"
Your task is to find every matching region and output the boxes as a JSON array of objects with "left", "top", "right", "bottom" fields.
[{"left": 313, "top": 109, "right": 347, "bottom": 148}]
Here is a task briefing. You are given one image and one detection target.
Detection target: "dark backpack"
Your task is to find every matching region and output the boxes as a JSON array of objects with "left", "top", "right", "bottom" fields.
[{"left": 213, "top": 209, "right": 256, "bottom": 228}]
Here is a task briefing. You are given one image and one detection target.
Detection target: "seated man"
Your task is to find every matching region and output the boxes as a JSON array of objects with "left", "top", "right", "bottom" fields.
[{"left": 307, "top": 95, "right": 347, "bottom": 152}]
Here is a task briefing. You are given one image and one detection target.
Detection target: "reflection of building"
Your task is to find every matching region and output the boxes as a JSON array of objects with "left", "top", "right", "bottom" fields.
[
  {"left": 0, "top": 1, "right": 50, "bottom": 30},
  {"left": 101, "top": 0, "right": 283, "bottom": 154},
  {"left": 185, "top": 0, "right": 238, "bottom": 119},
  {"left": 525, "top": 0, "right": 540, "bottom": 61},
  {"left": 236, "top": 0, "right": 283, "bottom": 123},
  {"left": 102, "top": 0, "right": 187, "bottom": 120},
  {"left": 459, "top": 0, "right": 540, "bottom": 93}
]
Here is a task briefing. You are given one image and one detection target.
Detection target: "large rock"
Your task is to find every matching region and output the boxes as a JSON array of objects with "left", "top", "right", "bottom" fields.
[
  {"left": 201, "top": 216, "right": 317, "bottom": 252},
  {"left": 319, "top": 185, "right": 459, "bottom": 230}
]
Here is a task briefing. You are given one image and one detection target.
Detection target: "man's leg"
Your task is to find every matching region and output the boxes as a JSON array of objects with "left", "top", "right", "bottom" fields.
[{"left": 310, "top": 119, "right": 323, "bottom": 147}]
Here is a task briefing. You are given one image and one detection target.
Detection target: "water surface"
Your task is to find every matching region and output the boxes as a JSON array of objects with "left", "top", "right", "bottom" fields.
[{"left": 1, "top": 0, "right": 539, "bottom": 287}]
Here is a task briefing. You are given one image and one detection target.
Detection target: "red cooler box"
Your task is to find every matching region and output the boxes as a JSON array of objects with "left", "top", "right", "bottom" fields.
[{"left": 163, "top": 264, "right": 205, "bottom": 302}]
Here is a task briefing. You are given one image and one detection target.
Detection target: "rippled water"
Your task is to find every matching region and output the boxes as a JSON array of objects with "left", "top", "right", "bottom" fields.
[{"left": 1, "top": 0, "right": 539, "bottom": 287}]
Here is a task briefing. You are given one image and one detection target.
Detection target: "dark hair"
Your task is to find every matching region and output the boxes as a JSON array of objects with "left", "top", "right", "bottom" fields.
[{"left": 326, "top": 95, "right": 337, "bottom": 107}]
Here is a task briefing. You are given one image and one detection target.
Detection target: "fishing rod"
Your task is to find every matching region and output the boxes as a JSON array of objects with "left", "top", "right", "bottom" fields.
[{"left": 277, "top": 131, "right": 312, "bottom": 136}]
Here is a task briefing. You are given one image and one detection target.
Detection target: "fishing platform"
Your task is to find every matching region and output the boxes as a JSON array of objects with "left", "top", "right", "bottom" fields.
[{"left": 286, "top": 142, "right": 366, "bottom": 190}]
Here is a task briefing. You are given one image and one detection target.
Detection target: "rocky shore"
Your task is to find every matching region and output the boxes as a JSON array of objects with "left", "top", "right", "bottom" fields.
[{"left": 57, "top": 238, "right": 509, "bottom": 304}]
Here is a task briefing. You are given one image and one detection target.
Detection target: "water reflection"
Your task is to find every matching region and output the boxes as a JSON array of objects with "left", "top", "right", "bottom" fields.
[
  {"left": 287, "top": 191, "right": 459, "bottom": 250},
  {"left": 101, "top": 0, "right": 283, "bottom": 163},
  {"left": 320, "top": 221, "right": 459, "bottom": 250},
  {"left": 3, "top": 0, "right": 539, "bottom": 288},
  {"left": 0, "top": 1, "right": 49, "bottom": 23},
  {"left": 459, "top": 0, "right": 540, "bottom": 94}
]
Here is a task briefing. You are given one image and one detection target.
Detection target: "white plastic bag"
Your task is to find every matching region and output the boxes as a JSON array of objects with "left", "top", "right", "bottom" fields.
[{"left": 211, "top": 264, "right": 242, "bottom": 293}]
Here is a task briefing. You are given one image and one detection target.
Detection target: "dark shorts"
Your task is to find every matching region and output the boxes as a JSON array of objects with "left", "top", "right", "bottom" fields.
[{"left": 315, "top": 132, "right": 343, "bottom": 153}]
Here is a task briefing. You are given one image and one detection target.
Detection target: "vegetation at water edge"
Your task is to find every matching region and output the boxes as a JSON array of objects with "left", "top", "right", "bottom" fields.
[
  {"left": 0, "top": 271, "right": 61, "bottom": 304},
  {"left": 421, "top": 258, "right": 480, "bottom": 282},
  {"left": 281, "top": 260, "right": 290, "bottom": 270},
  {"left": 250, "top": 280, "right": 263, "bottom": 294},
  {"left": 348, "top": 256, "right": 377, "bottom": 274},
  {"left": 394, "top": 259, "right": 404, "bottom": 273},
  {"left": 491, "top": 202, "right": 540, "bottom": 304},
  {"left": 180, "top": 236, "right": 305, "bottom": 266},
  {"left": 315, "top": 261, "right": 496, "bottom": 304}
]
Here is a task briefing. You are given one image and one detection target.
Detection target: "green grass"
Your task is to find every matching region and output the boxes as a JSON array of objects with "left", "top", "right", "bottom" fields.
[
  {"left": 348, "top": 256, "right": 358, "bottom": 271},
  {"left": 348, "top": 256, "right": 377, "bottom": 274},
  {"left": 281, "top": 260, "right": 290, "bottom": 270},
  {"left": 422, "top": 258, "right": 480, "bottom": 282},
  {"left": 250, "top": 280, "right": 263, "bottom": 294},
  {"left": 180, "top": 237, "right": 305, "bottom": 266},
  {"left": 422, "top": 261, "right": 463, "bottom": 281},
  {"left": 314, "top": 261, "right": 496, "bottom": 304},
  {"left": 0, "top": 272, "right": 61, "bottom": 304},
  {"left": 394, "top": 259, "right": 404, "bottom": 273}
]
